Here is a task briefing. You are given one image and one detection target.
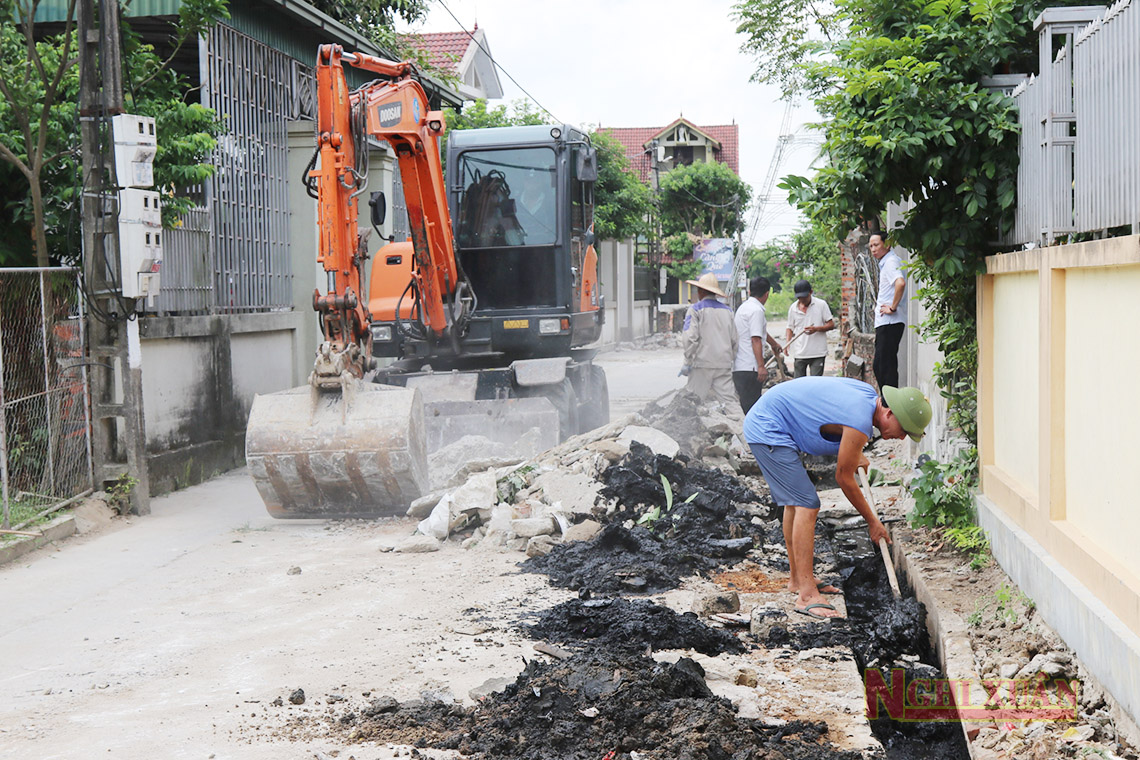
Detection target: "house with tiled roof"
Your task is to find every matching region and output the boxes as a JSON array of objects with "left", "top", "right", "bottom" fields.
[
  {"left": 600, "top": 118, "right": 742, "bottom": 309},
  {"left": 407, "top": 27, "right": 504, "bottom": 101},
  {"left": 599, "top": 118, "right": 740, "bottom": 187}
]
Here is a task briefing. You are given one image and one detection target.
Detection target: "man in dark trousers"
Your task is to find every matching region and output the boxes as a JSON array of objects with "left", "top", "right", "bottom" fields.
[
  {"left": 744, "top": 377, "right": 931, "bottom": 619},
  {"left": 870, "top": 232, "right": 907, "bottom": 390},
  {"left": 732, "top": 276, "right": 783, "bottom": 414}
]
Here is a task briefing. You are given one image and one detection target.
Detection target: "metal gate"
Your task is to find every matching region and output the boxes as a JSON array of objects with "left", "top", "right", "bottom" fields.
[{"left": 0, "top": 269, "right": 94, "bottom": 530}]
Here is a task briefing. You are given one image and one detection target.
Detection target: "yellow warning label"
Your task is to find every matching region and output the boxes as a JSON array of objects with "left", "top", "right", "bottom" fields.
[{"left": 502, "top": 319, "right": 529, "bottom": 329}]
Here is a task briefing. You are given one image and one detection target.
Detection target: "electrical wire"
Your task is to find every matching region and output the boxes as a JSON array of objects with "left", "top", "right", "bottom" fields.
[
  {"left": 675, "top": 186, "right": 741, "bottom": 209},
  {"left": 433, "top": 0, "right": 561, "bottom": 124}
]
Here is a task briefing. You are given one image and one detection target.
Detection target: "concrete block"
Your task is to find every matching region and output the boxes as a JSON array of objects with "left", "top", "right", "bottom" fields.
[
  {"left": 396, "top": 535, "right": 442, "bottom": 553},
  {"left": 533, "top": 470, "right": 601, "bottom": 514},
  {"left": 692, "top": 589, "right": 740, "bottom": 616},
  {"left": 563, "top": 519, "right": 602, "bottom": 543},
  {"left": 617, "top": 425, "right": 680, "bottom": 458},
  {"left": 511, "top": 517, "right": 555, "bottom": 538}
]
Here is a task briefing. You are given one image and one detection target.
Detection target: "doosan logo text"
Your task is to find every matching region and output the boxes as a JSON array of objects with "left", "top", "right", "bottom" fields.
[{"left": 378, "top": 104, "right": 401, "bottom": 125}]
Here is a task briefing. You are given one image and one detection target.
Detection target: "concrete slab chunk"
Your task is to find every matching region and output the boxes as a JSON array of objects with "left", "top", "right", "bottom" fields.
[{"left": 617, "top": 425, "right": 680, "bottom": 458}]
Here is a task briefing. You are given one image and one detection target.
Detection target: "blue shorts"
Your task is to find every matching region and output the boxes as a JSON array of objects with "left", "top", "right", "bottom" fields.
[{"left": 748, "top": 443, "right": 820, "bottom": 509}]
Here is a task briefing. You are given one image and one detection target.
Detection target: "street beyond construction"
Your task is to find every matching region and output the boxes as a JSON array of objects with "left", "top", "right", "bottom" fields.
[{"left": 0, "top": 339, "right": 1134, "bottom": 760}]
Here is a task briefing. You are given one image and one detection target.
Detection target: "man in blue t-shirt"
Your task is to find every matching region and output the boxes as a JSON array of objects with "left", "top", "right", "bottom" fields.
[{"left": 744, "top": 377, "right": 931, "bottom": 620}]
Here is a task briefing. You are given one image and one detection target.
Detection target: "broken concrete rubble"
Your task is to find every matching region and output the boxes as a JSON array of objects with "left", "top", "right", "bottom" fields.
[
  {"left": 615, "top": 425, "right": 680, "bottom": 458},
  {"left": 401, "top": 387, "right": 775, "bottom": 556}
]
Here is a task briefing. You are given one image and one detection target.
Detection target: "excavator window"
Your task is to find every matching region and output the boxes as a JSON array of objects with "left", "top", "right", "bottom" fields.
[{"left": 456, "top": 148, "right": 557, "bottom": 248}]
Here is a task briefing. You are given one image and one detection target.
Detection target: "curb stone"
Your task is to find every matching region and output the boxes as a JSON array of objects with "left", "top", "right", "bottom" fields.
[{"left": 0, "top": 514, "right": 77, "bottom": 567}]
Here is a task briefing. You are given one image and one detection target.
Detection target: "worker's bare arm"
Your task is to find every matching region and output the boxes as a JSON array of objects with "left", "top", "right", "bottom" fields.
[{"left": 832, "top": 425, "right": 889, "bottom": 544}]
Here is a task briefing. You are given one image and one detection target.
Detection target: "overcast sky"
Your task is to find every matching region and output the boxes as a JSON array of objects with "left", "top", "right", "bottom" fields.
[{"left": 397, "top": 0, "right": 822, "bottom": 245}]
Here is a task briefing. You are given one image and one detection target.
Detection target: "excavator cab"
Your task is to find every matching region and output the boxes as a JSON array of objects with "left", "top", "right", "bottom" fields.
[{"left": 368, "top": 125, "right": 602, "bottom": 362}]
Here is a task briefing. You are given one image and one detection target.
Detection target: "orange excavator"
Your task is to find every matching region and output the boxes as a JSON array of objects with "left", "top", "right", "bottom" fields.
[{"left": 245, "top": 45, "right": 608, "bottom": 518}]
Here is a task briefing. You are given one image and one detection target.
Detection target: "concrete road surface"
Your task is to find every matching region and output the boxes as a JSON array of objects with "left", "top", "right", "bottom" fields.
[
  {"left": 594, "top": 342, "right": 686, "bottom": 417},
  {"left": 0, "top": 341, "right": 690, "bottom": 759}
]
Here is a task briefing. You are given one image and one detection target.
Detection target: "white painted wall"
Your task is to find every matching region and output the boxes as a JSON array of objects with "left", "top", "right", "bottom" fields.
[{"left": 140, "top": 336, "right": 213, "bottom": 450}]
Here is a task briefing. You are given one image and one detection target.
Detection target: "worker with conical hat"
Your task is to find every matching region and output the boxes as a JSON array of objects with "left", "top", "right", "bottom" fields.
[{"left": 680, "top": 272, "right": 738, "bottom": 407}]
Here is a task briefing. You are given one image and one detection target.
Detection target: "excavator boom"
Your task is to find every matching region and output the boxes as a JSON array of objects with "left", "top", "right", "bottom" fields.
[{"left": 247, "top": 45, "right": 463, "bottom": 518}]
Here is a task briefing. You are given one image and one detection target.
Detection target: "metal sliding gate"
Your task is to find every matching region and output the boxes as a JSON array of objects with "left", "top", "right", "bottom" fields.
[{"left": 0, "top": 268, "right": 94, "bottom": 530}]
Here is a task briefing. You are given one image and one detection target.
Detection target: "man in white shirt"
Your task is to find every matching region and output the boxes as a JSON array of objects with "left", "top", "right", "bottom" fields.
[
  {"left": 870, "top": 232, "right": 907, "bottom": 391},
  {"left": 785, "top": 279, "right": 835, "bottom": 378},
  {"left": 732, "top": 276, "right": 784, "bottom": 415}
]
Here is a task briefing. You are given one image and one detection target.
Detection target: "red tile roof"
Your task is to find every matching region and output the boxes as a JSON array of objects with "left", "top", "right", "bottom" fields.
[
  {"left": 599, "top": 118, "right": 740, "bottom": 185},
  {"left": 405, "top": 30, "right": 472, "bottom": 74}
]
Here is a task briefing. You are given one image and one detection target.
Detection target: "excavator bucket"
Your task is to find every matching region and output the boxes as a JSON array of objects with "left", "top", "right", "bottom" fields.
[{"left": 246, "top": 382, "right": 428, "bottom": 519}]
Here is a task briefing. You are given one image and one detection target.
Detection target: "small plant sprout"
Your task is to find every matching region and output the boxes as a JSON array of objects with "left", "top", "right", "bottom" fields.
[{"left": 637, "top": 475, "right": 698, "bottom": 532}]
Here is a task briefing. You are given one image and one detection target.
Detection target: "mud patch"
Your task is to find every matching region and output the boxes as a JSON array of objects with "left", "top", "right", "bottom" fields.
[
  {"left": 339, "top": 653, "right": 867, "bottom": 760},
  {"left": 525, "top": 598, "right": 746, "bottom": 656},
  {"left": 839, "top": 552, "right": 968, "bottom": 759},
  {"left": 713, "top": 565, "right": 788, "bottom": 594},
  {"left": 522, "top": 443, "right": 775, "bottom": 595},
  {"left": 764, "top": 620, "right": 852, "bottom": 651}
]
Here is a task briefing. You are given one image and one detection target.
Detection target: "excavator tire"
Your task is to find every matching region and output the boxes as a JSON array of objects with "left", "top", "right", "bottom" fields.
[
  {"left": 577, "top": 363, "right": 610, "bottom": 433},
  {"left": 547, "top": 378, "right": 580, "bottom": 440},
  {"left": 246, "top": 382, "right": 428, "bottom": 519},
  {"left": 519, "top": 378, "right": 578, "bottom": 440}
]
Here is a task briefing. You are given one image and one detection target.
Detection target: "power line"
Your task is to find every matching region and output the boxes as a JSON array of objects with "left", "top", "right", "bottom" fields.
[{"left": 434, "top": 0, "right": 561, "bottom": 124}]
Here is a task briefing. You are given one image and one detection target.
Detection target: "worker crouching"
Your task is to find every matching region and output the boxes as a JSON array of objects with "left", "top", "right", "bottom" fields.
[{"left": 743, "top": 377, "right": 932, "bottom": 619}]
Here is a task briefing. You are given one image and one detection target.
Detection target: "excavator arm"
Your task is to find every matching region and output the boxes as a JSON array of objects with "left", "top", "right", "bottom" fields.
[{"left": 310, "top": 44, "right": 463, "bottom": 383}]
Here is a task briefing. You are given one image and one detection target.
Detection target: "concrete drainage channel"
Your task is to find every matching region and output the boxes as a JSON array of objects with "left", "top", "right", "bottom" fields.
[{"left": 826, "top": 522, "right": 972, "bottom": 759}]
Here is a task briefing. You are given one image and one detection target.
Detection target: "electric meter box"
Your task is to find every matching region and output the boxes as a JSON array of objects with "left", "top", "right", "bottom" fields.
[
  {"left": 111, "top": 114, "right": 157, "bottom": 188},
  {"left": 118, "top": 224, "right": 163, "bottom": 301},
  {"left": 118, "top": 188, "right": 162, "bottom": 302},
  {"left": 119, "top": 188, "right": 162, "bottom": 226}
]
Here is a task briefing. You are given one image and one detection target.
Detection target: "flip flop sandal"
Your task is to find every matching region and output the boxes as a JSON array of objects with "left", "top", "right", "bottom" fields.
[
  {"left": 817, "top": 582, "right": 842, "bottom": 595},
  {"left": 794, "top": 603, "right": 843, "bottom": 620}
]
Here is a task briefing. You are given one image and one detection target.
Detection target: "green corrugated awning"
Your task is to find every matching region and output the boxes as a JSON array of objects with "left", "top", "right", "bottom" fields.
[
  {"left": 31, "top": 0, "right": 462, "bottom": 107},
  {"left": 34, "top": 0, "right": 182, "bottom": 23}
]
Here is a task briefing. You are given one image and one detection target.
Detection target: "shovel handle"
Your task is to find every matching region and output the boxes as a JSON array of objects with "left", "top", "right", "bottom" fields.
[{"left": 858, "top": 467, "right": 902, "bottom": 599}]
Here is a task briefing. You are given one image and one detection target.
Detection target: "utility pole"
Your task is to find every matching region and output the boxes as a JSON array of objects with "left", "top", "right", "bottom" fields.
[
  {"left": 78, "top": 0, "right": 151, "bottom": 513},
  {"left": 646, "top": 139, "right": 666, "bottom": 332}
]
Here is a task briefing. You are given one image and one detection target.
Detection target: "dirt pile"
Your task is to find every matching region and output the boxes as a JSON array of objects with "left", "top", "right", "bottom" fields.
[
  {"left": 525, "top": 598, "right": 747, "bottom": 656},
  {"left": 522, "top": 442, "right": 774, "bottom": 595},
  {"left": 338, "top": 653, "right": 866, "bottom": 760}
]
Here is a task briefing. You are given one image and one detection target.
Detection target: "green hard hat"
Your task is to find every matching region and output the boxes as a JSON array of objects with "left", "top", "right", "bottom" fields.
[{"left": 882, "top": 386, "right": 932, "bottom": 442}]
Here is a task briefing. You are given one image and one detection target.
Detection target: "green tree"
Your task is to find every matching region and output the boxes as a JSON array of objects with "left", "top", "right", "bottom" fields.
[
  {"left": 658, "top": 160, "right": 751, "bottom": 239},
  {"left": 787, "top": 223, "right": 841, "bottom": 307},
  {"left": 655, "top": 161, "right": 750, "bottom": 279},
  {"left": 444, "top": 97, "right": 548, "bottom": 131},
  {"left": 590, "top": 130, "right": 652, "bottom": 241},
  {"left": 766, "top": 0, "right": 1079, "bottom": 443},
  {"left": 745, "top": 238, "right": 789, "bottom": 290},
  {"left": 309, "top": 0, "right": 434, "bottom": 66},
  {"left": 441, "top": 97, "right": 548, "bottom": 156},
  {"left": 0, "top": 0, "right": 79, "bottom": 266},
  {"left": 733, "top": 0, "right": 840, "bottom": 98},
  {"left": 0, "top": 0, "right": 226, "bottom": 266}
]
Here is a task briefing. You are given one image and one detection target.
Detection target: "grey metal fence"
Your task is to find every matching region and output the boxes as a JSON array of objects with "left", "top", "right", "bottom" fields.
[
  {"left": 202, "top": 23, "right": 295, "bottom": 312},
  {"left": 1073, "top": 0, "right": 1140, "bottom": 236},
  {"left": 1006, "top": 1, "right": 1140, "bottom": 246},
  {"left": 0, "top": 269, "right": 94, "bottom": 530},
  {"left": 156, "top": 206, "right": 214, "bottom": 314}
]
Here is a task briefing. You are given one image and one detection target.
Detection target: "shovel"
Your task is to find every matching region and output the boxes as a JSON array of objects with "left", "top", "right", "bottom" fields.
[
  {"left": 764, "top": 329, "right": 804, "bottom": 379},
  {"left": 857, "top": 466, "right": 902, "bottom": 599}
]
